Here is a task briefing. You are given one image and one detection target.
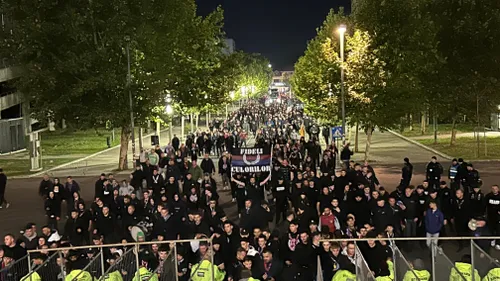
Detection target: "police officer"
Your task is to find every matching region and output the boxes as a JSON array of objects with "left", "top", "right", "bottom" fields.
[
  {"left": 426, "top": 156, "right": 443, "bottom": 191},
  {"left": 403, "top": 259, "right": 430, "bottom": 281},
  {"left": 448, "top": 158, "right": 460, "bottom": 191},
  {"left": 449, "top": 255, "right": 480, "bottom": 281}
]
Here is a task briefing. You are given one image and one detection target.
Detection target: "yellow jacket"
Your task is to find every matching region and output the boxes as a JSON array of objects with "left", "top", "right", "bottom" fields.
[
  {"left": 132, "top": 267, "right": 158, "bottom": 281},
  {"left": 403, "top": 269, "right": 431, "bottom": 281},
  {"left": 21, "top": 272, "right": 41, "bottom": 281},
  {"left": 65, "top": 270, "right": 93, "bottom": 281},
  {"left": 332, "top": 269, "right": 356, "bottom": 281},
  {"left": 190, "top": 260, "right": 225, "bottom": 281},
  {"left": 450, "top": 262, "right": 481, "bottom": 281},
  {"left": 102, "top": 270, "right": 124, "bottom": 281},
  {"left": 483, "top": 268, "right": 500, "bottom": 281}
]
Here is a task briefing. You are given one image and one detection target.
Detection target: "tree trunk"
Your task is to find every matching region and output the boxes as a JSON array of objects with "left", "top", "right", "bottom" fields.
[
  {"left": 118, "top": 125, "right": 131, "bottom": 170},
  {"left": 433, "top": 114, "right": 438, "bottom": 145},
  {"left": 354, "top": 122, "right": 359, "bottom": 153},
  {"left": 195, "top": 114, "right": 199, "bottom": 130},
  {"left": 206, "top": 112, "right": 209, "bottom": 128},
  {"left": 364, "top": 125, "right": 373, "bottom": 161},
  {"left": 138, "top": 127, "right": 144, "bottom": 151},
  {"left": 409, "top": 114, "right": 413, "bottom": 131},
  {"left": 421, "top": 112, "right": 426, "bottom": 134},
  {"left": 450, "top": 117, "right": 457, "bottom": 146},
  {"left": 190, "top": 113, "right": 194, "bottom": 133},
  {"left": 181, "top": 115, "right": 185, "bottom": 142}
]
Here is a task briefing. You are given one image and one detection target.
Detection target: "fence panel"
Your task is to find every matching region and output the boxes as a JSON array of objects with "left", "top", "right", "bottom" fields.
[
  {"left": 392, "top": 245, "right": 420, "bottom": 281},
  {"left": 432, "top": 242, "right": 466, "bottom": 281},
  {"left": 354, "top": 242, "right": 376, "bottom": 281},
  {"left": 189, "top": 241, "right": 216, "bottom": 281},
  {"left": 149, "top": 244, "right": 175, "bottom": 281},
  {"left": 70, "top": 251, "right": 103, "bottom": 281},
  {"left": 0, "top": 254, "right": 29, "bottom": 281},
  {"left": 100, "top": 247, "right": 137, "bottom": 281},
  {"left": 21, "top": 252, "right": 60, "bottom": 281},
  {"left": 471, "top": 240, "right": 500, "bottom": 280}
]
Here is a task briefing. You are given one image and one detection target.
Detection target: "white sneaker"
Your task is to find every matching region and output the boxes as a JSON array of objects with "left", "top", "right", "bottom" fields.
[
  {"left": 5, "top": 203, "right": 9, "bottom": 209},
  {"left": 232, "top": 198, "right": 236, "bottom": 202},
  {"left": 492, "top": 241, "right": 496, "bottom": 247},
  {"left": 495, "top": 245, "right": 500, "bottom": 251}
]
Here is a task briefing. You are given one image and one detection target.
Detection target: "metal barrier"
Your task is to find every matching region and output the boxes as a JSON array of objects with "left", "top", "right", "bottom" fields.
[
  {"left": 391, "top": 245, "right": 419, "bottom": 281},
  {"left": 471, "top": 240, "right": 500, "bottom": 281},
  {"left": 71, "top": 250, "right": 104, "bottom": 280},
  {"left": 189, "top": 240, "right": 217, "bottom": 281},
  {"left": 2, "top": 236, "right": 495, "bottom": 281},
  {"left": 149, "top": 243, "right": 175, "bottom": 281},
  {"left": 0, "top": 253, "right": 29, "bottom": 281},
  {"left": 431, "top": 242, "right": 467, "bottom": 281},
  {"left": 354, "top": 242, "right": 376, "bottom": 281},
  {"left": 21, "top": 252, "right": 59, "bottom": 281},
  {"left": 100, "top": 247, "right": 136, "bottom": 281},
  {"left": 23, "top": 238, "right": 213, "bottom": 281}
]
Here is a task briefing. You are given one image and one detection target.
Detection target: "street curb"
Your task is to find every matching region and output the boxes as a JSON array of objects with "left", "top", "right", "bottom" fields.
[
  {"left": 387, "top": 130, "right": 454, "bottom": 160},
  {"left": 18, "top": 129, "right": 168, "bottom": 179}
]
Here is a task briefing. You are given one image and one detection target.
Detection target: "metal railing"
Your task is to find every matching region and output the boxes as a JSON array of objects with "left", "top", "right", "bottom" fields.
[
  {"left": 1, "top": 236, "right": 498, "bottom": 281},
  {"left": 0, "top": 253, "right": 29, "bottom": 281},
  {"left": 22, "top": 238, "right": 215, "bottom": 281}
]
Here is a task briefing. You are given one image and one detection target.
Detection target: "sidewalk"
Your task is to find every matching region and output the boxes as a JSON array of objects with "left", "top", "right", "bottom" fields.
[
  {"left": 344, "top": 130, "right": 437, "bottom": 164},
  {"left": 30, "top": 125, "right": 204, "bottom": 178},
  {"left": 410, "top": 131, "right": 500, "bottom": 140}
]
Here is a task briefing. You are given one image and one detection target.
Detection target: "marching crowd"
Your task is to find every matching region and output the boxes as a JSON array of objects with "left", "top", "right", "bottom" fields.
[{"left": 1, "top": 99, "right": 500, "bottom": 281}]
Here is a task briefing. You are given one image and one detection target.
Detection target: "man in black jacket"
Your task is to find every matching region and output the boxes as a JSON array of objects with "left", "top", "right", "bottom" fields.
[
  {"left": 400, "top": 157, "right": 413, "bottom": 190},
  {"left": 153, "top": 207, "right": 179, "bottom": 241},
  {"left": 426, "top": 156, "right": 443, "bottom": 191},
  {"left": 257, "top": 249, "right": 283, "bottom": 281},
  {"left": 200, "top": 153, "right": 216, "bottom": 175},
  {"left": 0, "top": 168, "right": 9, "bottom": 209},
  {"left": 171, "top": 134, "right": 180, "bottom": 151}
]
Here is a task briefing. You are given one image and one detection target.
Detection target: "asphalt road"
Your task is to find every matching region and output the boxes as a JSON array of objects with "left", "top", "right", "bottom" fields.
[{"left": 1, "top": 134, "right": 500, "bottom": 278}]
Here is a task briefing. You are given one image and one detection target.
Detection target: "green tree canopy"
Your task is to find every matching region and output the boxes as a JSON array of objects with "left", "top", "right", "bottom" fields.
[
  {"left": 291, "top": 9, "right": 350, "bottom": 123},
  {"left": 0, "top": 0, "right": 234, "bottom": 169}
]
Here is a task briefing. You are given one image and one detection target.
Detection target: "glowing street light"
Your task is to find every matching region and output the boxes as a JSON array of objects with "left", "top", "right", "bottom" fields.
[
  {"left": 268, "top": 64, "right": 272, "bottom": 68},
  {"left": 337, "top": 24, "right": 347, "bottom": 142}
]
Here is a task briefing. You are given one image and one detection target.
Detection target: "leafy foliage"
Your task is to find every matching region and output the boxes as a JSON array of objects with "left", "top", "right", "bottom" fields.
[{"left": 291, "top": 9, "right": 350, "bottom": 123}]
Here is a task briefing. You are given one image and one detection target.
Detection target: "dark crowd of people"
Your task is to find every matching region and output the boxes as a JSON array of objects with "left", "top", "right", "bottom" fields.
[{"left": 1, "top": 98, "right": 500, "bottom": 281}]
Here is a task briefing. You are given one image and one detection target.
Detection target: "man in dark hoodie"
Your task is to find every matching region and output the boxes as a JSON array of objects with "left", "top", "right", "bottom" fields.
[
  {"left": 19, "top": 223, "right": 38, "bottom": 250},
  {"left": 400, "top": 157, "right": 413, "bottom": 190},
  {"left": 0, "top": 168, "right": 9, "bottom": 209}
]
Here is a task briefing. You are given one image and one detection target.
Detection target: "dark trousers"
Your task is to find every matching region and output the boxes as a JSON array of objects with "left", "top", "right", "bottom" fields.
[
  {"left": 0, "top": 188, "right": 7, "bottom": 205},
  {"left": 428, "top": 179, "right": 440, "bottom": 191}
]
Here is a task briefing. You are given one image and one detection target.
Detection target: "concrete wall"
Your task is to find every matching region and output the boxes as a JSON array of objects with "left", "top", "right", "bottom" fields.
[
  {"left": 0, "top": 91, "right": 22, "bottom": 112},
  {"left": 0, "top": 66, "right": 23, "bottom": 83}
]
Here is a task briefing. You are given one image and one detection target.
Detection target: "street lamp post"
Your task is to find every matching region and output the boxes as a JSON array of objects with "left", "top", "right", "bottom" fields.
[
  {"left": 126, "top": 36, "right": 136, "bottom": 168},
  {"left": 338, "top": 24, "right": 347, "bottom": 143}
]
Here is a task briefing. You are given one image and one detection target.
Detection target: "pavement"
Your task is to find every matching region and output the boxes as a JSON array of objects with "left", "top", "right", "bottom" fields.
[
  {"left": 347, "top": 130, "right": 438, "bottom": 164},
  {"left": 1, "top": 121, "right": 500, "bottom": 272},
  {"left": 29, "top": 125, "right": 206, "bottom": 179},
  {"left": 410, "top": 131, "right": 500, "bottom": 140}
]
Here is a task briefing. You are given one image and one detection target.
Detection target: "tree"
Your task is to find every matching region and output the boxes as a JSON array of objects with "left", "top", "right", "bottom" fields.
[
  {"left": 291, "top": 9, "right": 350, "bottom": 124},
  {"left": 426, "top": 0, "right": 500, "bottom": 146},
  {"left": 343, "top": 31, "right": 409, "bottom": 160},
  {"left": 0, "top": 0, "right": 230, "bottom": 169},
  {"left": 353, "top": 0, "right": 441, "bottom": 134}
]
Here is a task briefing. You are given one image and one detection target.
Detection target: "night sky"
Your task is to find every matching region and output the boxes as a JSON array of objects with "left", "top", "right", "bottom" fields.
[{"left": 196, "top": 0, "right": 351, "bottom": 70}]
